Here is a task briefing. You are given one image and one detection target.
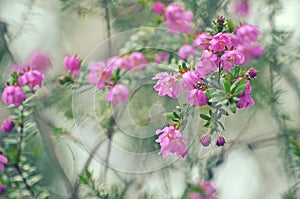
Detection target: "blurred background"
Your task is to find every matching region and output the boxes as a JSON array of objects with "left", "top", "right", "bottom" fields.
[{"left": 0, "top": 0, "right": 300, "bottom": 198}]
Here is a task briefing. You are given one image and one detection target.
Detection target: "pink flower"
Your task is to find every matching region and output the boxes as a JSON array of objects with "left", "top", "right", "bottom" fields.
[
  {"left": 153, "top": 52, "right": 169, "bottom": 64},
  {"left": 155, "top": 126, "right": 188, "bottom": 158},
  {"left": 189, "top": 181, "right": 217, "bottom": 199},
  {"left": 236, "top": 24, "right": 260, "bottom": 43},
  {"left": 221, "top": 50, "right": 245, "bottom": 71},
  {"left": 27, "top": 50, "right": 51, "bottom": 72},
  {"left": 106, "top": 84, "right": 129, "bottom": 104},
  {"left": 107, "top": 56, "right": 130, "bottom": 71},
  {"left": 235, "top": 0, "right": 249, "bottom": 17},
  {"left": 87, "top": 62, "right": 112, "bottom": 90},
  {"left": 237, "top": 44, "right": 264, "bottom": 65},
  {"left": 193, "top": 32, "right": 211, "bottom": 50},
  {"left": 152, "top": 72, "right": 179, "bottom": 98},
  {"left": 165, "top": 3, "right": 193, "bottom": 34},
  {"left": 0, "top": 153, "right": 8, "bottom": 171},
  {"left": 196, "top": 50, "right": 219, "bottom": 76},
  {"left": 248, "top": 68, "right": 258, "bottom": 78},
  {"left": 181, "top": 70, "right": 204, "bottom": 91},
  {"left": 209, "top": 33, "right": 231, "bottom": 52},
  {"left": 236, "top": 80, "right": 254, "bottom": 109},
  {"left": 216, "top": 135, "right": 226, "bottom": 146},
  {"left": 64, "top": 55, "right": 81, "bottom": 77},
  {"left": 200, "top": 133, "right": 212, "bottom": 147},
  {"left": 152, "top": 1, "right": 165, "bottom": 15},
  {"left": 178, "top": 45, "right": 196, "bottom": 60},
  {"left": 18, "top": 69, "right": 45, "bottom": 91},
  {"left": 1, "top": 119, "right": 14, "bottom": 133},
  {"left": 187, "top": 89, "right": 208, "bottom": 107},
  {"left": 128, "top": 52, "right": 148, "bottom": 70},
  {"left": 2, "top": 85, "right": 26, "bottom": 107}
]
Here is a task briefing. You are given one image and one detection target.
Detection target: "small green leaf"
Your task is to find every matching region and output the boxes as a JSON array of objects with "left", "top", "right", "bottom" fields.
[
  {"left": 163, "top": 112, "right": 175, "bottom": 119},
  {"left": 229, "top": 103, "right": 236, "bottom": 113},
  {"left": 222, "top": 78, "right": 231, "bottom": 93},
  {"left": 79, "top": 175, "right": 89, "bottom": 185},
  {"left": 234, "top": 84, "right": 247, "bottom": 96},
  {"left": 200, "top": 114, "right": 210, "bottom": 121}
]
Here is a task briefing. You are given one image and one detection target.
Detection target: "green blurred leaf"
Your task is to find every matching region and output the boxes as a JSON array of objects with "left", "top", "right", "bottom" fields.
[{"left": 200, "top": 114, "right": 210, "bottom": 121}]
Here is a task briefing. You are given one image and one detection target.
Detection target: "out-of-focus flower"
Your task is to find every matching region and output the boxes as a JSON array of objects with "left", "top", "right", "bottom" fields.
[
  {"left": 106, "top": 56, "right": 130, "bottom": 71},
  {"left": 209, "top": 33, "right": 231, "bottom": 52},
  {"left": 1, "top": 119, "right": 14, "bottom": 133},
  {"left": 0, "top": 153, "right": 8, "bottom": 171},
  {"left": 165, "top": 3, "right": 193, "bottom": 34},
  {"left": 18, "top": 69, "right": 45, "bottom": 91},
  {"left": 0, "top": 184, "right": 4, "bottom": 195},
  {"left": 128, "top": 52, "right": 148, "bottom": 70},
  {"left": 9, "top": 63, "right": 24, "bottom": 75},
  {"left": 152, "top": 1, "right": 165, "bottom": 15},
  {"left": 200, "top": 133, "right": 212, "bottom": 147},
  {"left": 237, "top": 44, "right": 264, "bottom": 65},
  {"left": 235, "top": 0, "right": 249, "bottom": 17},
  {"left": 153, "top": 52, "right": 169, "bottom": 64},
  {"left": 216, "top": 135, "right": 226, "bottom": 146},
  {"left": 155, "top": 126, "right": 188, "bottom": 158},
  {"left": 196, "top": 50, "right": 219, "bottom": 76},
  {"left": 187, "top": 89, "right": 208, "bottom": 107},
  {"left": 87, "top": 62, "right": 112, "bottom": 90},
  {"left": 2, "top": 85, "right": 26, "bottom": 107},
  {"left": 189, "top": 180, "right": 217, "bottom": 199},
  {"left": 236, "top": 24, "right": 260, "bottom": 43},
  {"left": 64, "top": 55, "right": 81, "bottom": 77},
  {"left": 193, "top": 32, "right": 211, "bottom": 50},
  {"left": 152, "top": 72, "right": 180, "bottom": 98},
  {"left": 178, "top": 45, "right": 196, "bottom": 60},
  {"left": 28, "top": 50, "right": 51, "bottom": 72},
  {"left": 106, "top": 84, "right": 129, "bottom": 104},
  {"left": 221, "top": 50, "right": 245, "bottom": 71}
]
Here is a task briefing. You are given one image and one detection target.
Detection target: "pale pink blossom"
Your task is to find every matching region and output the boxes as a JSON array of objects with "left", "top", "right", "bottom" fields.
[
  {"left": 196, "top": 50, "right": 219, "bottom": 76},
  {"left": 181, "top": 70, "right": 204, "bottom": 91},
  {"left": 193, "top": 32, "right": 211, "bottom": 50},
  {"left": 178, "top": 45, "right": 196, "bottom": 60},
  {"left": 128, "top": 52, "right": 148, "bottom": 70},
  {"left": 0, "top": 154, "right": 8, "bottom": 171},
  {"left": 27, "top": 50, "right": 51, "bottom": 72},
  {"left": 237, "top": 44, "right": 264, "bottom": 65},
  {"left": 152, "top": 72, "right": 179, "bottom": 98},
  {"left": 18, "top": 69, "right": 45, "bottom": 91},
  {"left": 87, "top": 62, "right": 112, "bottom": 90},
  {"left": 153, "top": 52, "right": 169, "bottom": 64},
  {"left": 165, "top": 3, "right": 193, "bottom": 34},
  {"left": 155, "top": 126, "right": 188, "bottom": 158},
  {"left": 106, "top": 56, "right": 130, "bottom": 71},
  {"left": 236, "top": 24, "right": 260, "bottom": 43},
  {"left": 2, "top": 85, "right": 26, "bottom": 107},
  {"left": 106, "top": 84, "right": 129, "bottom": 104},
  {"left": 209, "top": 33, "right": 231, "bottom": 52},
  {"left": 187, "top": 89, "right": 208, "bottom": 107},
  {"left": 221, "top": 50, "right": 245, "bottom": 71},
  {"left": 235, "top": 0, "right": 249, "bottom": 17},
  {"left": 64, "top": 55, "right": 81, "bottom": 77}
]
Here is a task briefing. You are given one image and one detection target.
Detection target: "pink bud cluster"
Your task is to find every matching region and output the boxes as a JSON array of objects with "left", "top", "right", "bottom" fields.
[{"left": 153, "top": 2, "right": 194, "bottom": 34}]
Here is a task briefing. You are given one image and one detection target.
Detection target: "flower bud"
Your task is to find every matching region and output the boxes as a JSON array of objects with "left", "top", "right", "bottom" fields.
[
  {"left": 248, "top": 68, "right": 257, "bottom": 78},
  {"left": 1, "top": 119, "right": 14, "bottom": 133},
  {"left": 216, "top": 135, "right": 226, "bottom": 146},
  {"left": 200, "top": 134, "right": 211, "bottom": 147},
  {"left": 152, "top": 2, "right": 165, "bottom": 15}
]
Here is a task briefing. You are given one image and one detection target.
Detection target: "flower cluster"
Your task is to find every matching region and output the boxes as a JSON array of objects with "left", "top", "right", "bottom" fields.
[
  {"left": 153, "top": 2, "right": 194, "bottom": 34},
  {"left": 152, "top": 13, "right": 263, "bottom": 157}
]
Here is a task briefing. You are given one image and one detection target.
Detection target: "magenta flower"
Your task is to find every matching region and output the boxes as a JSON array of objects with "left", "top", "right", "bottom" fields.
[
  {"left": 64, "top": 55, "right": 81, "bottom": 77},
  {"left": 181, "top": 70, "right": 204, "bottom": 91},
  {"left": 155, "top": 126, "right": 188, "bottom": 158},
  {"left": 235, "top": 0, "right": 249, "bottom": 17},
  {"left": 1, "top": 119, "right": 14, "bottom": 133},
  {"left": 248, "top": 68, "right": 258, "bottom": 78},
  {"left": 0, "top": 153, "right": 8, "bottom": 171},
  {"left": 193, "top": 32, "right": 211, "bottom": 50},
  {"left": 87, "top": 62, "right": 112, "bottom": 90},
  {"left": 187, "top": 89, "right": 208, "bottom": 107},
  {"left": 200, "top": 133, "right": 212, "bottom": 147},
  {"left": 189, "top": 180, "right": 217, "bottom": 199},
  {"left": 178, "top": 45, "right": 196, "bottom": 60},
  {"left": 152, "top": 72, "right": 179, "bottom": 98},
  {"left": 165, "top": 3, "right": 193, "bottom": 34},
  {"left": 18, "top": 69, "right": 45, "bottom": 91},
  {"left": 28, "top": 50, "right": 51, "bottom": 72},
  {"left": 106, "top": 84, "right": 129, "bottom": 104},
  {"left": 2, "top": 85, "right": 26, "bottom": 107},
  {"left": 216, "top": 135, "right": 226, "bottom": 146},
  {"left": 196, "top": 50, "right": 219, "bottom": 76},
  {"left": 107, "top": 56, "right": 130, "bottom": 71},
  {"left": 221, "top": 50, "right": 245, "bottom": 71},
  {"left": 0, "top": 184, "right": 4, "bottom": 195},
  {"left": 209, "top": 33, "right": 231, "bottom": 52},
  {"left": 128, "top": 52, "right": 148, "bottom": 70},
  {"left": 153, "top": 52, "right": 169, "bottom": 64},
  {"left": 236, "top": 24, "right": 260, "bottom": 43},
  {"left": 236, "top": 80, "right": 254, "bottom": 109},
  {"left": 152, "top": 1, "right": 165, "bottom": 15}
]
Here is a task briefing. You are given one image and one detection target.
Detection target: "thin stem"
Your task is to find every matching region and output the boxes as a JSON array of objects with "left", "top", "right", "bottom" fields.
[{"left": 102, "top": 0, "right": 112, "bottom": 56}]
